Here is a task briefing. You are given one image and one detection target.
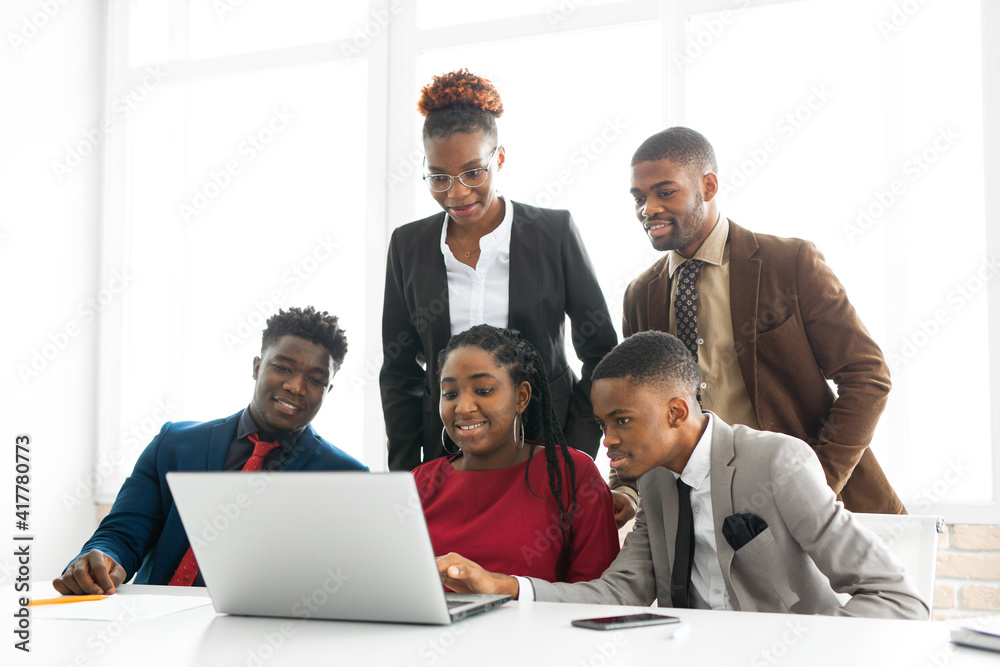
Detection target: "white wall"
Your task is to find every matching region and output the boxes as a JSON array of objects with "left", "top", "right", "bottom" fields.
[{"left": 0, "top": 0, "right": 104, "bottom": 583}]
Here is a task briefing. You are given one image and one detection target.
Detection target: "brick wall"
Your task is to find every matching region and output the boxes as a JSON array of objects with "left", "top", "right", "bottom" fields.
[{"left": 933, "top": 524, "right": 1000, "bottom": 620}]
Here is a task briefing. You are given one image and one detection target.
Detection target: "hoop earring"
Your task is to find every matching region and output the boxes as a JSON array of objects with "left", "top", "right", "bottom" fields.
[
  {"left": 441, "top": 426, "right": 459, "bottom": 456},
  {"left": 514, "top": 413, "right": 525, "bottom": 450}
]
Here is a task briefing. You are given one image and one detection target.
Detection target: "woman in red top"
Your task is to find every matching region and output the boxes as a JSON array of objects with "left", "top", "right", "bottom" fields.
[{"left": 413, "top": 325, "right": 619, "bottom": 584}]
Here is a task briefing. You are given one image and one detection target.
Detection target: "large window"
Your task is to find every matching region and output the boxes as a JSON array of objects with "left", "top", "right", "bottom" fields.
[
  {"left": 100, "top": 0, "right": 999, "bottom": 521},
  {"left": 97, "top": 0, "right": 382, "bottom": 501},
  {"left": 678, "top": 0, "right": 993, "bottom": 516}
]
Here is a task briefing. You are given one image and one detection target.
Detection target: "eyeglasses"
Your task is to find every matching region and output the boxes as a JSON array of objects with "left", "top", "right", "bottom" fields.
[{"left": 422, "top": 145, "right": 500, "bottom": 192}]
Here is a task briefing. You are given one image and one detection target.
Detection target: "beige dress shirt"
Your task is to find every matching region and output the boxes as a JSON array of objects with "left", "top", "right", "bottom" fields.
[
  {"left": 665, "top": 214, "right": 759, "bottom": 431},
  {"left": 612, "top": 215, "right": 758, "bottom": 506}
]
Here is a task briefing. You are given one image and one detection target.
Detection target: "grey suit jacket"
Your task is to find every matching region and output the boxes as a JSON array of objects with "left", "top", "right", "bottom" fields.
[{"left": 532, "top": 414, "right": 928, "bottom": 619}]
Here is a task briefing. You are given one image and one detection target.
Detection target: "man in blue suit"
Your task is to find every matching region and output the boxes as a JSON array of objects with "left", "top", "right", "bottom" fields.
[{"left": 53, "top": 306, "right": 368, "bottom": 595}]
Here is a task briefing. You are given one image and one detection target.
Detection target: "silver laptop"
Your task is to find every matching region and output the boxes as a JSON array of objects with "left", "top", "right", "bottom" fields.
[{"left": 166, "top": 471, "right": 511, "bottom": 624}]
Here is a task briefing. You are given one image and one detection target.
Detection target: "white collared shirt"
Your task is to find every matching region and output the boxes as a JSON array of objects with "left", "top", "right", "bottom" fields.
[
  {"left": 520, "top": 415, "right": 733, "bottom": 608},
  {"left": 673, "top": 415, "right": 733, "bottom": 611},
  {"left": 440, "top": 195, "right": 513, "bottom": 335}
]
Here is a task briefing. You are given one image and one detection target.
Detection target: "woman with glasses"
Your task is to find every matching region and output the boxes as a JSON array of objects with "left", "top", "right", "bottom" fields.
[{"left": 381, "top": 69, "right": 618, "bottom": 477}]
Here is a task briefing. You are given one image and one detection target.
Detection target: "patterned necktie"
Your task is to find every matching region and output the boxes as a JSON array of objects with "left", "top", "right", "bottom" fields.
[
  {"left": 674, "top": 259, "right": 704, "bottom": 406},
  {"left": 670, "top": 478, "right": 696, "bottom": 609},
  {"left": 168, "top": 433, "right": 280, "bottom": 586}
]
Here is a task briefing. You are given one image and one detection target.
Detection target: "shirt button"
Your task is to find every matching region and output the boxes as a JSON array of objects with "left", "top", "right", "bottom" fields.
[
  {"left": 693, "top": 505, "right": 701, "bottom": 514},
  {"left": 708, "top": 546, "right": 715, "bottom": 554},
  {"left": 697, "top": 338, "right": 704, "bottom": 345},
  {"left": 713, "top": 588, "right": 722, "bottom": 595}
]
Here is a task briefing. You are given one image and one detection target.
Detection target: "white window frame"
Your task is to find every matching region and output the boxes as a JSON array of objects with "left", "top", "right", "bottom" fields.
[
  {"left": 98, "top": 0, "right": 392, "bottom": 480},
  {"left": 99, "top": 0, "right": 1000, "bottom": 520}
]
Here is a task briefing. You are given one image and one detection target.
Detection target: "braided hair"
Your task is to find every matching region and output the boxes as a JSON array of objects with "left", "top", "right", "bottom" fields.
[
  {"left": 418, "top": 69, "right": 503, "bottom": 145},
  {"left": 437, "top": 325, "right": 578, "bottom": 548}
]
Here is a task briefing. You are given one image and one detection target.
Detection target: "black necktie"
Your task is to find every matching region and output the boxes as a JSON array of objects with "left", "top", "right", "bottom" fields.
[{"left": 671, "top": 478, "right": 695, "bottom": 608}]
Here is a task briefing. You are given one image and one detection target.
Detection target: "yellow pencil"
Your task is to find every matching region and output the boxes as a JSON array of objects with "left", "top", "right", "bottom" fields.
[{"left": 28, "top": 594, "right": 108, "bottom": 606}]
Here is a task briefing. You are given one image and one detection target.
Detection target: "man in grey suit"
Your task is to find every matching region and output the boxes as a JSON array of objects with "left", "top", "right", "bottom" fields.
[{"left": 437, "top": 332, "right": 928, "bottom": 619}]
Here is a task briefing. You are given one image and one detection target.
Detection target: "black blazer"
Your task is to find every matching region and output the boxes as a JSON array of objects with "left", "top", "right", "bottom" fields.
[{"left": 380, "top": 201, "right": 617, "bottom": 470}]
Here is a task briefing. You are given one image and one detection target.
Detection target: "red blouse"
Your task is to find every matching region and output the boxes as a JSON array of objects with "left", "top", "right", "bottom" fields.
[{"left": 413, "top": 447, "right": 620, "bottom": 583}]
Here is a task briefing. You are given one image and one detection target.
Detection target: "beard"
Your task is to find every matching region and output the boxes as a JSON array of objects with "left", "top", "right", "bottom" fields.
[{"left": 648, "top": 189, "right": 706, "bottom": 253}]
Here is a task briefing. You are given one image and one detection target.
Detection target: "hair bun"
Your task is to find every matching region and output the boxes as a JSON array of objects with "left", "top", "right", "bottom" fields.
[{"left": 418, "top": 69, "right": 504, "bottom": 118}]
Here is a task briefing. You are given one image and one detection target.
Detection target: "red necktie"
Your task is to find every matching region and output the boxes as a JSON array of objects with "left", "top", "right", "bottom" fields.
[{"left": 168, "top": 433, "right": 280, "bottom": 586}]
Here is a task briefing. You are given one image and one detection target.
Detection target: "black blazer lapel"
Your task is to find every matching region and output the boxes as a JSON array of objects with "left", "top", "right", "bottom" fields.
[
  {"left": 414, "top": 213, "right": 452, "bottom": 357},
  {"left": 508, "top": 205, "right": 539, "bottom": 335}
]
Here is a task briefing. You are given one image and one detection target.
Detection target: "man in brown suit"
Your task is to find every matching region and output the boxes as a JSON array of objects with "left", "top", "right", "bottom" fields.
[{"left": 611, "top": 127, "right": 903, "bottom": 519}]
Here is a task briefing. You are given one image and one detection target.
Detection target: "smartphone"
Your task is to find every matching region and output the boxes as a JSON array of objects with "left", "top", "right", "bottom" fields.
[{"left": 571, "top": 612, "right": 681, "bottom": 630}]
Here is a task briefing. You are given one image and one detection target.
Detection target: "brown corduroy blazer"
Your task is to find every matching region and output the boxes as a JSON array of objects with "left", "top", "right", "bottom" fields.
[{"left": 621, "top": 220, "right": 904, "bottom": 514}]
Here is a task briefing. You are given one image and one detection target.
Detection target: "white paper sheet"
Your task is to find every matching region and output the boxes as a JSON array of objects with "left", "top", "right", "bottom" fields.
[{"left": 30, "top": 594, "right": 213, "bottom": 621}]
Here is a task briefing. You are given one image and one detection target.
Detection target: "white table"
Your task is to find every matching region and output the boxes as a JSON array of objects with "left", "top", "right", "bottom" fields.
[{"left": 16, "top": 584, "right": 998, "bottom": 666}]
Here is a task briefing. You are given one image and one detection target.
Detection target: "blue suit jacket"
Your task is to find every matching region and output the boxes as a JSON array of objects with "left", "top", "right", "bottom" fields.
[{"left": 73, "top": 411, "right": 368, "bottom": 585}]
